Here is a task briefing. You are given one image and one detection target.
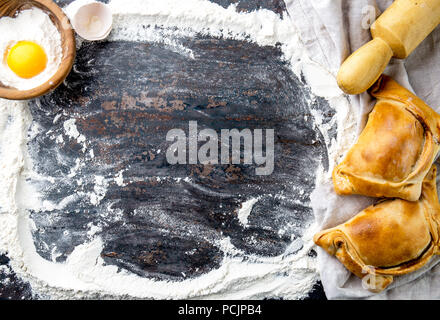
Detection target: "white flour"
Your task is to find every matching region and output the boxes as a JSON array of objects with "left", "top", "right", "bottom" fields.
[
  {"left": 0, "top": 0, "right": 356, "bottom": 299},
  {"left": 0, "top": 8, "right": 62, "bottom": 90},
  {"left": 237, "top": 198, "right": 259, "bottom": 227}
]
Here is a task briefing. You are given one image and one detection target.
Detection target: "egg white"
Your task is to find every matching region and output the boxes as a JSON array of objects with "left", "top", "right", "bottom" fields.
[{"left": 0, "top": 8, "right": 62, "bottom": 90}]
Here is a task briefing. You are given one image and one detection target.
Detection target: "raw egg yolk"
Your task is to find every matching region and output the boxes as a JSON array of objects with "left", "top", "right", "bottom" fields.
[{"left": 6, "top": 41, "right": 47, "bottom": 79}]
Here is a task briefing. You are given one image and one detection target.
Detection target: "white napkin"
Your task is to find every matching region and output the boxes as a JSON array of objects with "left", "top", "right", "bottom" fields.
[{"left": 285, "top": 0, "right": 440, "bottom": 299}]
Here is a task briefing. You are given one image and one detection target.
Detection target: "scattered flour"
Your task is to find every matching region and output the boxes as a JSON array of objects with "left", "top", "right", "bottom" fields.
[
  {"left": 0, "top": 0, "right": 358, "bottom": 299},
  {"left": 237, "top": 198, "right": 259, "bottom": 227},
  {"left": 89, "top": 175, "right": 108, "bottom": 205},
  {"left": 114, "top": 170, "right": 126, "bottom": 187},
  {"left": 63, "top": 119, "right": 86, "bottom": 144}
]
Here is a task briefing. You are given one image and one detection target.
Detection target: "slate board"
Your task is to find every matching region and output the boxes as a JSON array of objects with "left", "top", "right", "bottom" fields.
[{"left": 0, "top": 0, "right": 330, "bottom": 300}]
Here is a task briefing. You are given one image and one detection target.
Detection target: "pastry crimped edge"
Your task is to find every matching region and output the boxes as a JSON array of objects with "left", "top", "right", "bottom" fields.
[
  {"left": 333, "top": 75, "right": 440, "bottom": 201},
  {"left": 316, "top": 166, "right": 440, "bottom": 293}
]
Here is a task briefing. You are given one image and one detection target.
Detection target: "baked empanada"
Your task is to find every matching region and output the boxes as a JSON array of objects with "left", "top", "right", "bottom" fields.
[
  {"left": 333, "top": 75, "right": 440, "bottom": 201},
  {"left": 315, "top": 165, "right": 440, "bottom": 292}
]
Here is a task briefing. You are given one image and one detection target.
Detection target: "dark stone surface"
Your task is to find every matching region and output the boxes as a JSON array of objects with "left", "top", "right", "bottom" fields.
[
  {"left": 1, "top": 0, "right": 330, "bottom": 299},
  {"left": 27, "top": 37, "right": 332, "bottom": 278},
  {"left": 305, "top": 281, "right": 327, "bottom": 300},
  {"left": 0, "top": 254, "right": 37, "bottom": 300}
]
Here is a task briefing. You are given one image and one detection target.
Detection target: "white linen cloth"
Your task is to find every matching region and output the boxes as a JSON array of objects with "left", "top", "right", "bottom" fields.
[{"left": 285, "top": 0, "right": 440, "bottom": 299}]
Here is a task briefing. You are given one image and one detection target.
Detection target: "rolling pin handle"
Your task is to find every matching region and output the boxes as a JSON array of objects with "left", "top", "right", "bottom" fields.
[{"left": 337, "top": 38, "right": 393, "bottom": 95}]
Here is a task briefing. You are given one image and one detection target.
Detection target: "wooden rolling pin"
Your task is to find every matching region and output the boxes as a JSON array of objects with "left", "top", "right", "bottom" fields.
[{"left": 337, "top": 0, "right": 440, "bottom": 95}]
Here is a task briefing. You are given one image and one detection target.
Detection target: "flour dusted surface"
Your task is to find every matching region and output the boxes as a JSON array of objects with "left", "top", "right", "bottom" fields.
[{"left": 0, "top": 0, "right": 356, "bottom": 299}]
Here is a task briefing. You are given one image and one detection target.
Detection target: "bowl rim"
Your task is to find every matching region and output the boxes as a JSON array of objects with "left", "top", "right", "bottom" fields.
[{"left": 0, "top": 0, "right": 76, "bottom": 100}]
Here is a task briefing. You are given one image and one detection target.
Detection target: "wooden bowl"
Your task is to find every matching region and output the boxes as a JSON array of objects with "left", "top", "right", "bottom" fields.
[{"left": 0, "top": 0, "right": 76, "bottom": 100}]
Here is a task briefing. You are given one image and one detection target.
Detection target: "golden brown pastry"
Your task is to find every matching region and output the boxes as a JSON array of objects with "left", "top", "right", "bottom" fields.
[
  {"left": 333, "top": 75, "right": 440, "bottom": 201},
  {"left": 315, "top": 165, "right": 440, "bottom": 292}
]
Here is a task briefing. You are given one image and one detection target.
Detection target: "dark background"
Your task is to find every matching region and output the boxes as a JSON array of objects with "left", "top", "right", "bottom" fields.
[{"left": 0, "top": 0, "right": 330, "bottom": 300}]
